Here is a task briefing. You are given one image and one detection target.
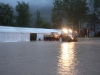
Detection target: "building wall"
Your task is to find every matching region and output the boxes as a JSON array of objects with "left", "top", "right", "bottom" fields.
[
  {"left": 0, "top": 32, "right": 22, "bottom": 42},
  {"left": 0, "top": 26, "right": 61, "bottom": 42},
  {"left": 37, "top": 33, "right": 45, "bottom": 41},
  {"left": 21, "top": 33, "right": 30, "bottom": 42}
]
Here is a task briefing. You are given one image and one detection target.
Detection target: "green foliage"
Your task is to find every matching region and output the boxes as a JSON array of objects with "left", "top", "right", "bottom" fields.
[
  {"left": 51, "top": 0, "right": 63, "bottom": 29},
  {"left": 80, "top": 28, "right": 87, "bottom": 37},
  {"left": 0, "top": 3, "right": 14, "bottom": 26},
  {"left": 15, "top": 1, "right": 32, "bottom": 27},
  {"left": 51, "top": 0, "right": 89, "bottom": 30},
  {"left": 63, "top": 0, "right": 89, "bottom": 28},
  {"left": 35, "top": 11, "right": 42, "bottom": 28},
  {"left": 35, "top": 11, "right": 51, "bottom": 28},
  {"left": 87, "top": 0, "right": 100, "bottom": 35},
  {"left": 41, "top": 22, "right": 51, "bottom": 29},
  {"left": 89, "top": 0, "right": 100, "bottom": 14}
]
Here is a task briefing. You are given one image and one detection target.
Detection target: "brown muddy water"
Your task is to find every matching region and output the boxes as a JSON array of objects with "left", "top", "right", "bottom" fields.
[{"left": 0, "top": 38, "right": 100, "bottom": 75}]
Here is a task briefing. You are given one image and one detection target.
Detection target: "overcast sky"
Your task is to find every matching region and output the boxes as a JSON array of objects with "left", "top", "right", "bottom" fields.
[
  {"left": 0, "top": 0, "right": 54, "bottom": 7},
  {"left": 0, "top": 0, "right": 54, "bottom": 23}
]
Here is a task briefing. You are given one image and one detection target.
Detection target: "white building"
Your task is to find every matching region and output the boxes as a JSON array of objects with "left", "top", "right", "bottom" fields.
[{"left": 0, "top": 26, "right": 61, "bottom": 42}]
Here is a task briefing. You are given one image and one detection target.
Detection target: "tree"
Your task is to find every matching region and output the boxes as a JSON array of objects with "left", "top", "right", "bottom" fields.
[
  {"left": 63, "top": 0, "right": 89, "bottom": 33},
  {"left": 35, "top": 10, "right": 51, "bottom": 28},
  {"left": 88, "top": 0, "right": 100, "bottom": 35},
  {"left": 35, "top": 10, "right": 43, "bottom": 28},
  {"left": 0, "top": 3, "right": 14, "bottom": 26},
  {"left": 15, "top": 1, "right": 32, "bottom": 27},
  {"left": 80, "top": 28, "right": 87, "bottom": 37},
  {"left": 51, "top": 0, "right": 89, "bottom": 31},
  {"left": 41, "top": 22, "right": 51, "bottom": 29},
  {"left": 51, "top": 0, "right": 63, "bottom": 29}
]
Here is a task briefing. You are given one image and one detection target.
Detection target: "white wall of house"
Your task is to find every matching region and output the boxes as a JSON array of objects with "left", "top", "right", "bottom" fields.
[
  {"left": 0, "top": 26, "right": 61, "bottom": 42},
  {"left": 36, "top": 33, "right": 44, "bottom": 41},
  {"left": 0, "top": 32, "right": 22, "bottom": 42},
  {"left": 21, "top": 33, "right": 30, "bottom": 42},
  {"left": 0, "top": 26, "right": 21, "bottom": 42}
]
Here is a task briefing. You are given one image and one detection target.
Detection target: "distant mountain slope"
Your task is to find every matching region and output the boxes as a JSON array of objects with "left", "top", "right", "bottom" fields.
[{"left": 29, "top": 4, "right": 53, "bottom": 26}]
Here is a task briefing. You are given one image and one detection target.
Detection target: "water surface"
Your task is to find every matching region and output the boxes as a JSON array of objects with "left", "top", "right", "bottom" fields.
[{"left": 0, "top": 38, "right": 100, "bottom": 75}]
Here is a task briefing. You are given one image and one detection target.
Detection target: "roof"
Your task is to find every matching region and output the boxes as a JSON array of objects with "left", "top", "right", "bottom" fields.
[
  {"left": 0, "top": 26, "right": 20, "bottom": 33},
  {"left": 0, "top": 26, "right": 61, "bottom": 34}
]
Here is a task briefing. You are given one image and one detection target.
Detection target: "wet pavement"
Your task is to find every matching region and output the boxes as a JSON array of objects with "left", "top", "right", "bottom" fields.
[{"left": 0, "top": 38, "right": 100, "bottom": 75}]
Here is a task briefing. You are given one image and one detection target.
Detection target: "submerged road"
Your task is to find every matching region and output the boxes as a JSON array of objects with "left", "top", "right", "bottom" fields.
[{"left": 0, "top": 38, "right": 100, "bottom": 75}]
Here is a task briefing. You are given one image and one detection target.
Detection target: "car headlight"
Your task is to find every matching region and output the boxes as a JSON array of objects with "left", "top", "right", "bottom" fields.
[
  {"left": 69, "top": 29, "right": 72, "bottom": 33},
  {"left": 71, "top": 37, "right": 73, "bottom": 40},
  {"left": 62, "top": 28, "right": 68, "bottom": 33}
]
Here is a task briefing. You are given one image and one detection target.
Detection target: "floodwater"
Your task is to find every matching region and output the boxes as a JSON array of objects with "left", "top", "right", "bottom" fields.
[{"left": 0, "top": 38, "right": 100, "bottom": 75}]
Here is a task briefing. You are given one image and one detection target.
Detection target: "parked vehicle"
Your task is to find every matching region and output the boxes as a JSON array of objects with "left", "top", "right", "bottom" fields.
[
  {"left": 60, "top": 28, "right": 77, "bottom": 42},
  {"left": 44, "top": 32, "right": 59, "bottom": 41},
  {"left": 44, "top": 29, "right": 77, "bottom": 42}
]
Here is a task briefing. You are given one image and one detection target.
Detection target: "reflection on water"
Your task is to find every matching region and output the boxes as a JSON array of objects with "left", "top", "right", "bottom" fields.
[
  {"left": 58, "top": 42, "right": 77, "bottom": 75},
  {"left": 1, "top": 39, "right": 100, "bottom": 75}
]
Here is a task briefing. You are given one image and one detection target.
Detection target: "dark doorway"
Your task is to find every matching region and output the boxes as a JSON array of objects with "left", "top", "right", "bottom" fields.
[{"left": 30, "top": 33, "right": 37, "bottom": 41}]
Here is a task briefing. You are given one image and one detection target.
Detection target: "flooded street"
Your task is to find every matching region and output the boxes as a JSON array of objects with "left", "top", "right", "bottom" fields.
[{"left": 0, "top": 38, "right": 100, "bottom": 75}]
